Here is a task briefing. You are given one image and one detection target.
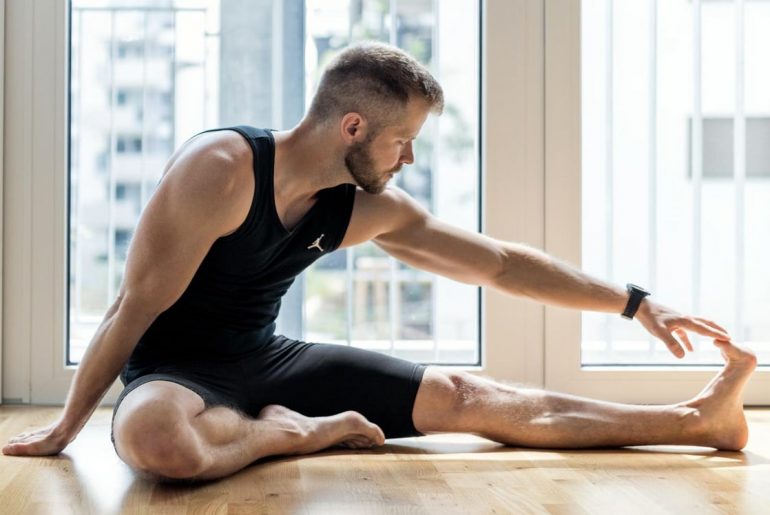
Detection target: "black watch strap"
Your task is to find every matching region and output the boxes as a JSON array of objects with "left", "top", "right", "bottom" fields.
[{"left": 621, "top": 283, "right": 650, "bottom": 320}]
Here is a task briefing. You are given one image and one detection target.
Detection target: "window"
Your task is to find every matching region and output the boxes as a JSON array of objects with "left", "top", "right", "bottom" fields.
[
  {"left": 68, "top": 0, "right": 481, "bottom": 365},
  {"left": 116, "top": 136, "right": 142, "bottom": 154},
  {"left": 10, "top": 0, "right": 768, "bottom": 405},
  {"left": 688, "top": 117, "right": 770, "bottom": 178},
  {"left": 541, "top": 0, "right": 769, "bottom": 404},
  {"left": 114, "top": 229, "right": 133, "bottom": 261},
  {"left": 580, "top": 0, "right": 770, "bottom": 367}
]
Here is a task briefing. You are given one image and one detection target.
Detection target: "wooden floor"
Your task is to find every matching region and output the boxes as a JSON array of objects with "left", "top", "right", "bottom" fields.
[{"left": 1, "top": 407, "right": 770, "bottom": 514}]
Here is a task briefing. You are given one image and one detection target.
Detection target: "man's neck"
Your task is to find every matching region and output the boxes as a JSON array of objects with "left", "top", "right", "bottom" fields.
[{"left": 272, "top": 121, "right": 353, "bottom": 206}]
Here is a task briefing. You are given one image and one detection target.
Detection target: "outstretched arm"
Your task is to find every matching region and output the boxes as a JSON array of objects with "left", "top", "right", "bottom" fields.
[
  {"left": 436, "top": 236, "right": 730, "bottom": 357},
  {"left": 342, "top": 187, "right": 731, "bottom": 357}
]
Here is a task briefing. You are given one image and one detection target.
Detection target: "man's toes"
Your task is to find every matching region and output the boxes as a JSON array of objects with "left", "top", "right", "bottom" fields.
[
  {"left": 372, "top": 427, "right": 385, "bottom": 445},
  {"left": 340, "top": 412, "right": 384, "bottom": 441},
  {"left": 341, "top": 437, "right": 375, "bottom": 449},
  {"left": 713, "top": 340, "right": 757, "bottom": 366},
  {"left": 359, "top": 422, "right": 385, "bottom": 445}
]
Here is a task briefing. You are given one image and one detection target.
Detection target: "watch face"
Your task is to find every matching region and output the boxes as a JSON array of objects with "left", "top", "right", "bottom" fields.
[{"left": 627, "top": 283, "right": 650, "bottom": 296}]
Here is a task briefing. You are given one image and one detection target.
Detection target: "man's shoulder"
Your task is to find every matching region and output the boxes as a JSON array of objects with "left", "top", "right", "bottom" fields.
[
  {"left": 155, "top": 130, "right": 256, "bottom": 237},
  {"left": 353, "top": 186, "right": 423, "bottom": 215},
  {"left": 162, "top": 130, "right": 253, "bottom": 191},
  {"left": 179, "top": 129, "right": 253, "bottom": 168},
  {"left": 341, "top": 186, "right": 428, "bottom": 248}
]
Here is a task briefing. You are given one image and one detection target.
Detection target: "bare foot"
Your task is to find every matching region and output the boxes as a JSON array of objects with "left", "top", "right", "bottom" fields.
[
  {"left": 257, "top": 405, "right": 386, "bottom": 455},
  {"left": 680, "top": 340, "right": 757, "bottom": 450}
]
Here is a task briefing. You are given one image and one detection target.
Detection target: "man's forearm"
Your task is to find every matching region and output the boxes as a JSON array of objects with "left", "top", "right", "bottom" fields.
[
  {"left": 491, "top": 242, "right": 628, "bottom": 313},
  {"left": 57, "top": 297, "right": 157, "bottom": 438}
]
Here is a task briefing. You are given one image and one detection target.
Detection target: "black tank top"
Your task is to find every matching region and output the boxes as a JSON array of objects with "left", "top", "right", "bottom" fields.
[{"left": 130, "top": 126, "right": 356, "bottom": 361}]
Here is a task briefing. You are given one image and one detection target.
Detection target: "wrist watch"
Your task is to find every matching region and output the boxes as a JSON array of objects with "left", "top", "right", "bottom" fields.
[{"left": 621, "top": 283, "right": 650, "bottom": 320}]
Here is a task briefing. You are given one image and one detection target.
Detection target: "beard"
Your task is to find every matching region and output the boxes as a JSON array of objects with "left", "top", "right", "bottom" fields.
[{"left": 344, "top": 139, "right": 399, "bottom": 194}]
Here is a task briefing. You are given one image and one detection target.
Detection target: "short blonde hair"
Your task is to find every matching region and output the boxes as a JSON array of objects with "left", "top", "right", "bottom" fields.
[{"left": 307, "top": 42, "right": 444, "bottom": 131}]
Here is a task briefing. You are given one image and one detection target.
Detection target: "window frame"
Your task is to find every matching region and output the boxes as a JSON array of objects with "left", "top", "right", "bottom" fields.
[
  {"left": 0, "top": 0, "right": 5, "bottom": 403},
  {"left": 3, "top": 0, "right": 544, "bottom": 404}
]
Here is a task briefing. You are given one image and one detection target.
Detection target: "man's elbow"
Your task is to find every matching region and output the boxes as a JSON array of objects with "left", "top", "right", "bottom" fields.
[
  {"left": 487, "top": 244, "right": 531, "bottom": 295},
  {"left": 481, "top": 244, "right": 509, "bottom": 287}
]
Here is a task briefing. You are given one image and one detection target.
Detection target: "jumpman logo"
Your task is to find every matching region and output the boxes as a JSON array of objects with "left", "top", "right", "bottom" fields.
[{"left": 307, "top": 234, "right": 325, "bottom": 252}]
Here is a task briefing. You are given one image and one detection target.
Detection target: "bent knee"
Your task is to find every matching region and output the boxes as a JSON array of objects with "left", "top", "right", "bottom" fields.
[
  {"left": 446, "top": 370, "right": 497, "bottom": 413},
  {"left": 413, "top": 368, "right": 496, "bottom": 433},
  {"left": 113, "top": 388, "right": 208, "bottom": 479}
]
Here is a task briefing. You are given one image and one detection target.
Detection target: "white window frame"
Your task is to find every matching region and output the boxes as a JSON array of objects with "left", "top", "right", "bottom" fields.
[
  {"left": 3, "top": 0, "right": 546, "bottom": 404},
  {"left": 0, "top": 0, "right": 4, "bottom": 404},
  {"left": 543, "top": 0, "right": 770, "bottom": 404},
  {"left": 3, "top": 0, "right": 99, "bottom": 404}
]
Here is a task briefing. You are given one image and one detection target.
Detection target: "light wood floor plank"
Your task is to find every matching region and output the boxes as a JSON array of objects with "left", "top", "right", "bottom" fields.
[{"left": 1, "top": 406, "right": 769, "bottom": 514}]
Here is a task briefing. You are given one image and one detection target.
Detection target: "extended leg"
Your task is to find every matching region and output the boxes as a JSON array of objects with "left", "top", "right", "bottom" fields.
[
  {"left": 112, "top": 381, "right": 385, "bottom": 481},
  {"left": 412, "top": 341, "right": 756, "bottom": 450}
]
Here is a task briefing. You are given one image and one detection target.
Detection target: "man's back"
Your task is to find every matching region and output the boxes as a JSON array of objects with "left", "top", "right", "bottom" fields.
[{"left": 124, "top": 126, "right": 357, "bottom": 375}]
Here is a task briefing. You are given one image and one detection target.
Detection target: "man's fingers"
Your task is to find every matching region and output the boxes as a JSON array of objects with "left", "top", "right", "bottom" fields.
[
  {"left": 4, "top": 439, "right": 56, "bottom": 456},
  {"left": 8, "top": 428, "right": 45, "bottom": 443},
  {"left": 680, "top": 318, "right": 729, "bottom": 340},
  {"left": 695, "top": 317, "right": 731, "bottom": 337},
  {"left": 675, "top": 328, "right": 694, "bottom": 352},
  {"left": 4, "top": 429, "right": 60, "bottom": 456},
  {"left": 10, "top": 432, "right": 37, "bottom": 442},
  {"left": 659, "top": 332, "right": 685, "bottom": 358},
  {"left": 2, "top": 442, "right": 31, "bottom": 456},
  {"left": 9, "top": 432, "right": 39, "bottom": 444},
  {"left": 7, "top": 433, "right": 30, "bottom": 444}
]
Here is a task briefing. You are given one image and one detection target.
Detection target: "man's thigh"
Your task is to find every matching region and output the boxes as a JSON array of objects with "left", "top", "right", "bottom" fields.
[
  {"left": 244, "top": 335, "right": 428, "bottom": 439},
  {"left": 111, "top": 380, "right": 206, "bottom": 460},
  {"left": 110, "top": 371, "right": 243, "bottom": 452}
]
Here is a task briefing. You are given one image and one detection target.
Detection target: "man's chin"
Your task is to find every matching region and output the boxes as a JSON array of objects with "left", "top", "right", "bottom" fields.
[
  {"left": 371, "top": 184, "right": 388, "bottom": 194},
  {"left": 352, "top": 171, "right": 394, "bottom": 194},
  {"left": 358, "top": 181, "right": 387, "bottom": 195}
]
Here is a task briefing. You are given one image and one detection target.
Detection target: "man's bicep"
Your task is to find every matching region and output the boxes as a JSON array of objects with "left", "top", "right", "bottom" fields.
[{"left": 338, "top": 187, "right": 407, "bottom": 248}]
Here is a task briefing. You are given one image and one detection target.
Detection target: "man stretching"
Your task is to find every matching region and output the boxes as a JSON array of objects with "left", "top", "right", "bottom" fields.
[{"left": 3, "top": 42, "right": 756, "bottom": 481}]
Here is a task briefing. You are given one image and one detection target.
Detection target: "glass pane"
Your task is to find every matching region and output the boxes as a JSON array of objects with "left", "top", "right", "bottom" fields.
[
  {"left": 744, "top": 2, "right": 770, "bottom": 350},
  {"left": 581, "top": 0, "right": 770, "bottom": 366},
  {"left": 68, "top": 0, "right": 480, "bottom": 365}
]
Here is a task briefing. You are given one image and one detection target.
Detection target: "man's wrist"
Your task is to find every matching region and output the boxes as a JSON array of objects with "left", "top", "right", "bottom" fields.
[
  {"left": 55, "top": 414, "right": 83, "bottom": 442},
  {"left": 635, "top": 297, "right": 652, "bottom": 319},
  {"left": 621, "top": 283, "right": 651, "bottom": 319}
]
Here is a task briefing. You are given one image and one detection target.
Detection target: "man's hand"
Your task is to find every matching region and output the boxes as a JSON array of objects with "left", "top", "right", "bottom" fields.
[
  {"left": 635, "top": 299, "right": 731, "bottom": 358},
  {"left": 2, "top": 422, "right": 72, "bottom": 456}
]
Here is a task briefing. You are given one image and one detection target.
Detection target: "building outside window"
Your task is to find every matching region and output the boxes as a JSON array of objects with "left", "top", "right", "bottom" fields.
[{"left": 68, "top": 0, "right": 481, "bottom": 366}]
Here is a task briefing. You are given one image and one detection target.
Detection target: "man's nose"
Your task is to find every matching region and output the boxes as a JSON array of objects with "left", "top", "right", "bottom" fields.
[{"left": 400, "top": 142, "right": 414, "bottom": 164}]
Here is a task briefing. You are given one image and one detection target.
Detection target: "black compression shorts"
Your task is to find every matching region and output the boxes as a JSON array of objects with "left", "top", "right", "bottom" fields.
[{"left": 111, "top": 334, "right": 429, "bottom": 444}]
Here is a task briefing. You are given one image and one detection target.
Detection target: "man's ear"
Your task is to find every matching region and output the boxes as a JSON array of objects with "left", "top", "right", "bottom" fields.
[{"left": 340, "top": 112, "right": 369, "bottom": 144}]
